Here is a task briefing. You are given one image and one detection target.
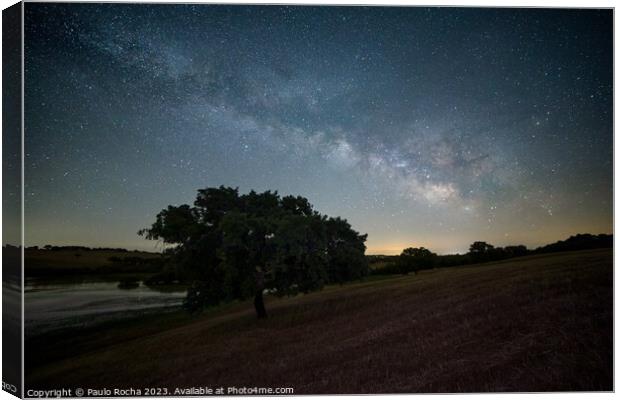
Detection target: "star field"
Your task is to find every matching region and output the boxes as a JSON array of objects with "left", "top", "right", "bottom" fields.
[{"left": 23, "top": 5, "right": 612, "bottom": 254}]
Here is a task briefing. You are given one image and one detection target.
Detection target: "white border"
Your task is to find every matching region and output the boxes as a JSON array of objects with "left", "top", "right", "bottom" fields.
[{"left": 0, "top": 2, "right": 616, "bottom": 400}]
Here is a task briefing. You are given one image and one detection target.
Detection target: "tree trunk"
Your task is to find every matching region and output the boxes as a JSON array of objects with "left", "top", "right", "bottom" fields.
[
  {"left": 254, "top": 267, "right": 267, "bottom": 319},
  {"left": 254, "top": 291, "right": 267, "bottom": 319}
]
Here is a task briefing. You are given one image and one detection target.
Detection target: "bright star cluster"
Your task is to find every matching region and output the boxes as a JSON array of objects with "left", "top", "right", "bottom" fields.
[{"left": 23, "top": 5, "right": 612, "bottom": 254}]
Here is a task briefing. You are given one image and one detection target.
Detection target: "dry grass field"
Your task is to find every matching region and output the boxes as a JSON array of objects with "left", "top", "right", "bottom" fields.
[{"left": 26, "top": 249, "right": 612, "bottom": 393}]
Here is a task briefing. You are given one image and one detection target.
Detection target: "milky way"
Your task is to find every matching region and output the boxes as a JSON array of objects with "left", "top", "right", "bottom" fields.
[{"left": 22, "top": 4, "right": 612, "bottom": 254}]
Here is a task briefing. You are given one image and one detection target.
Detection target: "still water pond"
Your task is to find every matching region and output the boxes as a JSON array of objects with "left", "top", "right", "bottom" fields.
[{"left": 25, "top": 279, "right": 186, "bottom": 337}]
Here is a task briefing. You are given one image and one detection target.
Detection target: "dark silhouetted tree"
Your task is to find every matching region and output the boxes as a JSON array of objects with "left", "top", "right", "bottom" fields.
[
  {"left": 398, "top": 247, "right": 437, "bottom": 274},
  {"left": 504, "top": 245, "right": 528, "bottom": 258},
  {"left": 140, "top": 186, "right": 368, "bottom": 318},
  {"left": 468, "top": 241, "right": 495, "bottom": 262},
  {"left": 325, "top": 217, "right": 368, "bottom": 284},
  {"left": 535, "top": 233, "right": 612, "bottom": 253}
]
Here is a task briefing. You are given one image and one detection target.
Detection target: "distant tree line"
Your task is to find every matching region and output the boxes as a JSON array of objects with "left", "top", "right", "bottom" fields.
[
  {"left": 532, "top": 233, "right": 612, "bottom": 254},
  {"left": 27, "top": 245, "right": 145, "bottom": 252},
  {"left": 108, "top": 255, "right": 164, "bottom": 267},
  {"left": 370, "top": 233, "right": 612, "bottom": 276}
]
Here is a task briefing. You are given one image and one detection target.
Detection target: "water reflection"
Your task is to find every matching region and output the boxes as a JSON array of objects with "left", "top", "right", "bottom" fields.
[{"left": 25, "top": 279, "right": 186, "bottom": 337}]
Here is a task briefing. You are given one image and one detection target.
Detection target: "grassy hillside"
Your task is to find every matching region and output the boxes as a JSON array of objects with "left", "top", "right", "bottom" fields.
[
  {"left": 26, "top": 249, "right": 612, "bottom": 393},
  {"left": 24, "top": 248, "right": 163, "bottom": 277}
]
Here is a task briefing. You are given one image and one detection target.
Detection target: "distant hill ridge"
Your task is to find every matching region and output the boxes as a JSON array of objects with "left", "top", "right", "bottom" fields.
[{"left": 533, "top": 233, "right": 612, "bottom": 254}]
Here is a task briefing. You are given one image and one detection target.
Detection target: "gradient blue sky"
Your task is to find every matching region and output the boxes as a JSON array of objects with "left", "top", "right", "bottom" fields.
[{"left": 22, "top": 4, "right": 612, "bottom": 254}]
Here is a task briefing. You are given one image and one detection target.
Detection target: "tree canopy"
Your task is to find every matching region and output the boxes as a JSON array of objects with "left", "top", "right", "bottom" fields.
[
  {"left": 139, "top": 186, "right": 368, "bottom": 318},
  {"left": 398, "top": 247, "right": 437, "bottom": 274}
]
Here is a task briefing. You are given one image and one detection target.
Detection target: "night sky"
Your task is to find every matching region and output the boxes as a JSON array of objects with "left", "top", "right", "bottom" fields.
[{"left": 23, "top": 4, "right": 612, "bottom": 254}]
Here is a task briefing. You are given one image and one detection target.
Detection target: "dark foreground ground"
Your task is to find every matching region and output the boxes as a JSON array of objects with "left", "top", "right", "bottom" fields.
[{"left": 26, "top": 249, "right": 612, "bottom": 393}]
